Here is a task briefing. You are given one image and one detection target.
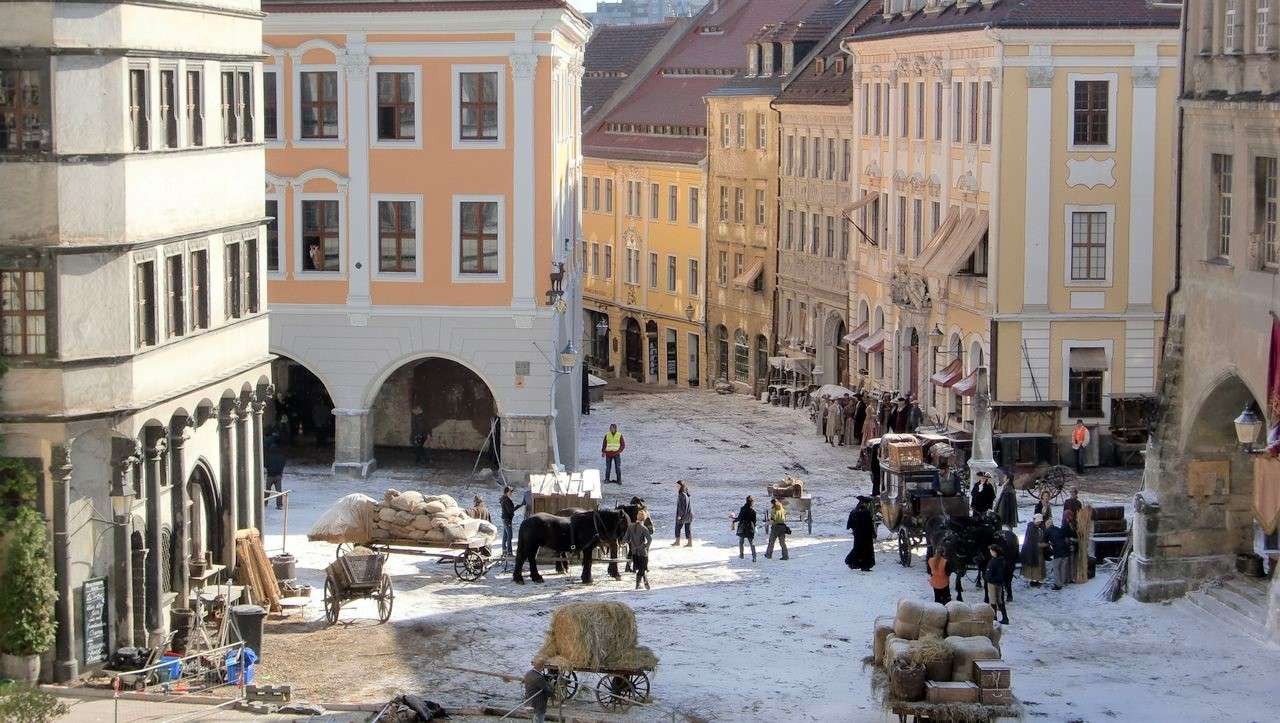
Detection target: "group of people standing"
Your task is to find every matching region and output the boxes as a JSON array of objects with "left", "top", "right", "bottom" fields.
[
  {"left": 1020, "top": 488, "right": 1085, "bottom": 591},
  {"left": 813, "top": 391, "right": 925, "bottom": 449}
]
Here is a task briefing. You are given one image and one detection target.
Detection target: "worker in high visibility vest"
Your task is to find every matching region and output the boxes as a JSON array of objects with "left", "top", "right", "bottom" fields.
[{"left": 602, "top": 423, "right": 625, "bottom": 485}]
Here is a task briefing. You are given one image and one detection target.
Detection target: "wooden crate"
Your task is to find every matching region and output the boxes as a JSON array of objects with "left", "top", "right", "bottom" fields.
[
  {"left": 971, "top": 660, "right": 1012, "bottom": 689},
  {"left": 1093, "top": 519, "right": 1128, "bottom": 535},
  {"left": 979, "top": 687, "right": 1014, "bottom": 705},
  {"left": 885, "top": 440, "right": 924, "bottom": 468},
  {"left": 1093, "top": 505, "right": 1126, "bottom": 521},
  {"left": 925, "top": 681, "right": 979, "bottom": 704}
]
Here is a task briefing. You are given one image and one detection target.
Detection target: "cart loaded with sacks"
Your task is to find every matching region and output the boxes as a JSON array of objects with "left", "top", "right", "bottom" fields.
[
  {"left": 535, "top": 601, "right": 658, "bottom": 712},
  {"left": 323, "top": 546, "right": 393, "bottom": 625}
]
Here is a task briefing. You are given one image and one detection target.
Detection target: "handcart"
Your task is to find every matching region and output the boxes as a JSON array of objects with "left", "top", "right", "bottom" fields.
[{"left": 323, "top": 549, "right": 393, "bottom": 625}]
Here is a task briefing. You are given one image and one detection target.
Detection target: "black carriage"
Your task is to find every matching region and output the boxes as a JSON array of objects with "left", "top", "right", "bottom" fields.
[
  {"left": 323, "top": 549, "right": 393, "bottom": 625},
  {"left": 877, "top": 460, "right": 969, "bottom": 567}
]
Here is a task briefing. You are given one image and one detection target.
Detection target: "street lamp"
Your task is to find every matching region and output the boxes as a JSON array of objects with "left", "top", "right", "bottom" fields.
[
  {"left": 559, "top": 343, "right": 578, "bottom": 373},
  {"left": 110, "top": 480, "right": 133, "bottom": 519},
  {"left": 928, "top": 324, "right": 944, "bottom": 349},
  {"left": 595, "top": 317, "right": 609, "bottom": 336},
  {"left": 1235, "top": 405, "right": 1263, "bottom": 451}
]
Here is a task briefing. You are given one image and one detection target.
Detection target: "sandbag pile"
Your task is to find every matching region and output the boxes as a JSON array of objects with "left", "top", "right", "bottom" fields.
[
  {"left": 533, "top": 602, "right": 658, "bottom": 672},
  {"left": 370, "top": 489, "right": 498, "bottom": 545}
]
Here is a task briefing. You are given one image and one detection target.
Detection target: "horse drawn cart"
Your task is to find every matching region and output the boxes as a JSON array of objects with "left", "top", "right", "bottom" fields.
[
  {"left": 335, "top": 538, "right": 494, "bottom": 582},
  {"left": 323, "top": 548, "right": 393, "bottom": 625},
  {"left": 877, "top": 458, "right": 968, "bottom": 567}
]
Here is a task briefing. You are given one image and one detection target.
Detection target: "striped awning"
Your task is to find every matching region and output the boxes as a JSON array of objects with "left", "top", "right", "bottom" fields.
[
  {"left": 841, "top": 322, "right": 870, "bottom": 346},
  {"left": 857, "top": 329, "right": 887, "bottom": 354},
  {"left": 953, "top": 370, "right": 979, "bottom": 397},
  {"left": 929, "top": 358, "right": 964, "bottom": 388}
]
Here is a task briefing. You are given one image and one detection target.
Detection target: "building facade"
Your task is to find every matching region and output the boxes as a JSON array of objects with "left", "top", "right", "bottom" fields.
[
  {"left": 262, "top": 0, "right": 589, "bottom": 478},
  {"left": 845, "top": 0, "right": 1178, "bottom": 444},
  {"left": 773, "top": 0, "right": 878, "bottom": 389},
  {"left": 1132, "top": 0, "right": 1280, "bottom": 613},
  {"left": 0, "top": 0, "right": 270, "bottom": 680}
]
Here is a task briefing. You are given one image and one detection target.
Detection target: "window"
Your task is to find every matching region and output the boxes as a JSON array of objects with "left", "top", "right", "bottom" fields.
[
  {"left": 688, "top": 259, "right": 699, "bottom": 296},
  {"left": 224, "top": 242, "right": 242, "bottom": 320},
  {"left": 604, "top": 244, "right": 613, "bottom": 278},
  {"left": 842, "top": 139, "right": 851, "bottom": 182},
  {"left": 882, "top": 82, "right": 891, "bottom": 136},
  {"left": 301, "top": 199, "right": 340, "bottom": 272},
  {"left": 458, "top": 200, "right": 499, "bottom": 275},
  {"left": 968, "top": 81, "right": 979, "bottom": 144},
  {"left": 378, "top": 200, "right": 417, "bottom": 273},
  {"left": 719, "top": 185, "right": 729, "bottom": 222},
  {"left": 982, "top": 81, "right": 992, "bottom": 145},
  {"left": 734, "top": 187, "right": 745, "bottom": 224},
  {"left": 826, "top": 138, "right": 835, "bottom": 180},
  {"left": 755, "top": 112, "right": 766, "bottom": 149},
  {"left": 300, "top": 71, "right": 339, "bottom": 139},
  {"left": 734, "top": 252, "right": 744, "bottom": 279},
  {"left": 785, "top": 135, "right": 794, "bottom": 175},
  {"left": 185, "top": 69, "right": 203, "bottom": 146},
  {"left": 236, "top": 70, "right": 252, "bottom": 142},
  {"left": 0, "top": 270, "right": 46, "bottom": 356},
  {"left": 861, "top": 84, "right": 870, "bottom": 134},
  {"left": 1072, "top": 80, "right": 1109, "bottom": 146},
  {"left": 669, "top": 184, "right": 678, "bottom": 222},
  {"left": 130, "top": 67, "right": 149, "bottom": 150},
  {"left": 376, "top": 72, "right": 416, "bottom": 141},
  {"left": 263, "top": 70, "right": 278, "bottom": 140},
  {"left": 689, "top": 187, "right": 699, "bottom": 224},
  {"left": 825, "top": 216, "right": 835, "bottom": 257},
  {"left": 952, "top": 81, "right": 962, "bottom": 143},
  {"left": 913, "top": 198, "right": 923, "bottom": 256},
  {"left": 840, "top": 217, "right": 849, "bottom": 260},
  {"left": 592, "top": 178, "right": 601, "bottom": 211},
  {"left": 627, "top": 181, "right": 638, "bottom": 217},
  {"left": 931, "top": 201, "right": 941, "bottom": 235},
  {"left": 648, "top": 252, "right": 658, "bottom": 288},
  {"left": 1259, "top": 0, "right": 1273, "bottom": 52},
  {"left": 811, "top": 212, "right": 820, "bottom": 254},
  {"left": 219, "top": 71, "right": 235, "bottom": 144},
  {"left": 650, "top": 183, "right": 660, "bottom": 220},
  {"left": 1257, "top": 156, "right": 1278, "bottom": 267},
  {"left": 799, "top": 213, "right": 807, "bottom": 250},
  {"left": 718, "top": 250, "right": 727, "bottom": 285},
  {"left": 1212, "top": 153, "right": 1234, "bottom": 257},
  {"left": 458, "top": 71, "right": 499, "bottom": 141},
  {"left": 799, "top": 135, "right": 808, "bottom": 175},
  {"left": 933, "top": 81, "right": 943, "bottom": 140},
  {"left": 221, "top": 70, "right": 252, "bottom": 144},
  {"left": 135, "top": 261, "right": 156, "bottom": 347},
  {"left": 591, "top": 242, "right": 599, "bottom": 276},
  {"left": 667, "top": 255, "right": 676, "bottom": 292},
  {"left": 159, "top": 69, "right": 178, "bottom": 148},
  {"left": 190, "top": 250, "right": 208, "bottom": 330},
  {"left": 812, "top": 137, "right": 821, "bottom": 178},
  {"left": 1069, "top": 366, "right": 1104, "bottom": 418},
  {"left": 870, "top": 196, "right": 880, "bottom": 246},
  {"left": 785, "top": 210, "right": 795, "bottom": 250},
  {"left": 265, "top": 199, "right": 280, "bottom": 272},
  {"left": 688, "top": 332, "right": 700, "bottom": 386},
  {"left": 897, "top": 197, "right": 907, "bottom": 254},
  {"left": 736, "top": 113, "right": 745, "bottom": 148},
  {"left": 582, "top": 178, "right": 589, "bottom": 211},
  {"left": 900, "top": 81, "right": 909, "bottom": 138},
  {"left": 1070, "top": 211, "right": 1107, "bottom": 281},
  {"left": 720, "top": 112, "right": 730, "bottom": 148},
  {"left": 755, "top": 189, "right": 766, "bottom": 226},
  {"left": 734, "top": 330, "right": 749, "bottom": 382},
  {"left": 1225, "top": 0, "right": 1240, "bottom": 52},
  {"left": 915, "top": 81, "right": 925, "bottom": 139},
  {"left": 605, "top": 179, "right": 614, "bottom": 213},
  {"left": 165, "top": 253, "right": 185, "bottom": 335},
  {"left": 0, "top": 64, "right": 50, "bottom": 151},
  {"left": 244, "top": 237, "right": 258, "bottom": 314},
  {"left": 872, "top": 84, "right": 881, "bottom": 135}
]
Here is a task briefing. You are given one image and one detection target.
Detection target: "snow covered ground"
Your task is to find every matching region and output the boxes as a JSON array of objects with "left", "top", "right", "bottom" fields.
[{"left": 260, "top": 388, "right": 1278, "bottom": 721}]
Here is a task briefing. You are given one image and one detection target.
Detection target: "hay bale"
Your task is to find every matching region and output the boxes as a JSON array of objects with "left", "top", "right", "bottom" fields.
[
  {"left": 873, "top": 616, "right": 896, "bottom": 665},
  {"left": 945, "top": 601, "right": 996, "bottom": 639},
  {"left": 884, "top": 636, "right": 951, "bottom": 682},
  {"left": 533, "top": 602, "right": 657, "bottom": 671},
  {"left": 307, "top": 493, "right": 377, "bottom": 544},
  {"left": 894, "top": 599, "right": 948, "bottom": 640},
  {"left": 943, "top": 636, "right": 1000, "bottom": 683}
]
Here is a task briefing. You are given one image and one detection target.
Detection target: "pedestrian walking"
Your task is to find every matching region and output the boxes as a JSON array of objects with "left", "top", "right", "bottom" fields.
[
  {"left": 842, "top": 399, "right": 856, "bottom": 446},
  {"left": 844, "top": 496, "right": 876, "bottom": 571},
  {"left": 853, "top": 394, "right": 868, "bottom": 447},
  {"left": 625, "top": 508, "right": 652, "bottom": 589},
  {"left": 1042, "top": 518, "right": 1072, "bottom": 590},
  {"left": 984, "top": 545, "right": 1011, "bottom": 624},
  {"left": 733, "top": 496, "right": 758, "bottom": 561},
  {"left": 263, "top": 435, "right": 286, "bottom": 510},
  {"left": 674, "top": 480, "right": 693, "bottom": 546},
  {"left": 500, "top": 486, "right": 524, "bottom": 557},
  {"left": 928, "top": 548, "right": 951, "bottom": 604},
  {"left": 994, "top": 475, "right": 1018, "bottom": 529},
  {"left": 522, "top": 667, "right": 555, "bottom": 723},
  {"left": 602, "top": 423, "right": 625, "bottom": 484},
  {"left": 906, "top": 396, "right": 923, "bottom": 432},
  {"left": 1071, "top": 419, "right": 1091, "bottom": 474},
  {"left": 862, "top": 399, "right": 882, "bottom": 445},
  {"left": 468, "top": 494, "right": 491, "bottom": 522},
  {"left": 825, "top": 399, "right": 842, "bottom": 446},
  {"left": 765, "top": 498, "right": 790, "bottom": 560},
  {"left": 1021, "top": 514, "right": 1046, "bottom": 586},
  {"left": 970, "top": 474, "right": 995, "bottom": 516}
]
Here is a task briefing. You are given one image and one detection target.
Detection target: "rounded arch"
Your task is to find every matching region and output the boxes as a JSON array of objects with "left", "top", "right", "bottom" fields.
[
  {"left": 367, "top": 354, "right": 501, "bottom": 458},
  {"left": 624, "top": 317, "right": 643, "bottom": 381},
  {"left": 733, "top": 328, "right": 749, "bottom": 382},
  {"left": 754, "top": 334, "right": 769, "bottom": 385},
  {"left": 714, "top": 324, "right": 729, "bottom": 381},
  {"left": 857, "top": 298, "right": 870, "bottom": 325},
  {"left": 289, "top": 167, "right": 350, "bottom": 191},
  {"left": 287, "top": 38, "right": 343, "bottom": 60},
  {"left": 360, "top": 351, "right": 503, "bottom": 413},
  {"left": 1183, "top": 371, "right": 1265, "bottom": 454}
]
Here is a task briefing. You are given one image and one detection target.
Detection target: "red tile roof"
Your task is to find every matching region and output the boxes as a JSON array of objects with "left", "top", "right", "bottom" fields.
[
  {"left": 776, "top": 0, "right": 880, "bottom": 106},
  {"left": 582, "top": 21, "right": 677, "bottom": 123},
  {"left": 262, "top": 0, "right": 584, "bottom": 21},
  {"left": 850, "top": 0, "right": 1179, "bottom": 40}
]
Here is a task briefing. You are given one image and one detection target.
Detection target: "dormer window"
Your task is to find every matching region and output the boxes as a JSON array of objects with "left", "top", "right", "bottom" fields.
[
  {"left": 835, "top": 57, "right": 846, "bottom": 74},
  {"left": 816, "top": 57, "right": 826, "bottom": 74}
]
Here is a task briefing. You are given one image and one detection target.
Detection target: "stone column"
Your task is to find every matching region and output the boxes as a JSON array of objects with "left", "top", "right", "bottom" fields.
[
  {"left": 250, "top": 396, "right": 266, "bottom": 532},
  {"left": 219, "top": 403, "right": 239, "bottom": 571},
  {"left": 110, "top": 439, "right": 141, "bottom": 649},
  {"left": 510, "top": 52, "right": 538, "bottom": 309},
  {"left": 49, "top": 444, "right": 78, "bottom": 682},
  {"left": 235, "top": 402, "right": 250, "bottom": 533},
  {"left": 332, "top": 408, "right": 376, "bottom": 478},
  {"left": 169, "top": 421, "right": 192, "bottom": 610},
  {"left": 144, "top": 430, "right": 169, "bottom": 647}
]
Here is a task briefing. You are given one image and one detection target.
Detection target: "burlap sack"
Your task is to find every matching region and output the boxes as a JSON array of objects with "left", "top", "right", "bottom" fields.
[
  {"left": 944, "top": 601, "right": 996, "bottom": 639},
  {"left": 307, "top": 493, "right": 377, "bottom": 544},
  {"left": 873, "top": 615, "right": 896, "bottom": 664},
  {"left": 894, "top": 599, "right": 948, "bottom": 640},
  {"left": 423, "top": 500, "right": 447, "bottom": 515},
  {"left": 884, "top": 636, "right": 951, "bottom": 681},
  {"left": 943, "top": 636, "right": 1000, "bottom": 682}
]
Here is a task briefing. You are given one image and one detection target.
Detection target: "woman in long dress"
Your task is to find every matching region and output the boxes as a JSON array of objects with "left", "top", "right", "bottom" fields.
[
  {"left": 844, "top": 497, "right": 876, "bottom": 571},
  {"left": 825, "top": 400, "right": 842, "bottom": 446},
  {"left": 1020, "top": 515, "right": 1046, "bottom": 586}
]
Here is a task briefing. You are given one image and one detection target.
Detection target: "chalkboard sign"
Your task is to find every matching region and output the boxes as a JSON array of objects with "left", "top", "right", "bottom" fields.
[{"left": 82, "top": 577, "right": 109, "bottom": 666}]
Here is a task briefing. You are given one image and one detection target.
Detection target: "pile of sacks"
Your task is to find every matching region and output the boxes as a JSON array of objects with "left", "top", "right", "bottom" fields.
[
  {"left": 371, "top": 489, "right": 498, "bottom": 545},
  {"left": 873, "top": 599, "right": 1003, "bottom": 691}
]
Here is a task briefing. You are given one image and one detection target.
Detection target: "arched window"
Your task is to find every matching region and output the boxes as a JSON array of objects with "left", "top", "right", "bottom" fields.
[
  {"left": 734, "top": 330, "right": 749, "bottom": 382},
  {"left": 755, "top": 335, "right": 769, "bottom": 383},
  {"left": 716, "top": 325, "right": 729, "bottom": 380}
]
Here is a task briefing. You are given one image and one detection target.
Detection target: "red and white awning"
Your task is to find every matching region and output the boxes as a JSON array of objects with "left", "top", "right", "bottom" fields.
[
  {"left": 953, "top": 370, "right": 979, "bottom": 397},
  {"left": 929, "top": 358, "right": 964, "bottom": 388}
]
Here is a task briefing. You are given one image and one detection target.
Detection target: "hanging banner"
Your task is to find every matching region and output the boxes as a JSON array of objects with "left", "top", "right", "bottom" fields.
[
  {"left": 1268, "top": 315, "right": 1280, "bottom": 453},
  {"left": 1254, "top": 456, "right": 1280, "bottom": 535}
]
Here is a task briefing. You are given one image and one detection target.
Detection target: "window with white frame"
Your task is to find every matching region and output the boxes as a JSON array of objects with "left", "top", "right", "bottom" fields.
[
  {"left": 900, "top": 81, "right": 909, "bottom": 138},
  {"left": 933, "top": 81, "right": 943, "bottom": 140},
  {"left": 811, "top": 212, "right": 820, "bottom": 254},
  {"left": 688, "top": 259, "right": 699, "bottom": 296},
  {"left": 377, "top": 199, "right": 418, "bottom": 273},
  {"left": 604, "top": 244, "right": 613, "bottom": 278},
  {"left": 1258, "top": 155, "right": 1278, "bottom": 267},
  {"left": 825, "top": 216, "right": 835, "bottom": 257},
  {"left": 812, "top": 137, "right": 821, "bottom": 178},
  {"left": 982, "top": 81, "right": 992, "bottom": 145},
  {"left": 912, "top": 198, "right": 923, "bottom": 257},
  {"left": 135, "top": 260, "right": 157, "bottom": 347},
  {"left": 0, "top": 270, "right": 47, "bottom": 356},
  {"left": 688, "top": 187, "right": 699, "bottom": 224},
  {"left": 720, "top": 112, "right": 730, "bottom": 148},
  {"left": 668, "top": 184, "right": 678, "bottom": 222},
  {"left": 1212, "top": 153, "right": 1234, "bottom": 258},
  {"left": 265, "top": 198, "right": 281, "bottom": 273},
  {"left": 189, "top": 249, "right": 208, "bottom": 330},
  {"left": 842, "top": 139, "right": 851, "bottom": 182},
  {"left": 1225, "top": 0, "right": 1240, "bottom": 52},
  {"left": 915, "top": 81, "right": 925, "bottom": 139},
  {"left": 736, "top": 112, "right": 745, "bottom": 148},
  {"left": 755, "top": 112, "right": 766, "bottom": 149},
  {"left": 375, "top": 70, "right": 417, "bottom": 142},
  {"left": 1069, "top": 210, "right": 1108, "bottom": 281},
  {"left": 456, "top": 199, "right": 500, "bottom": 276},
  {"left": 719, "top": 185, "right": 728, "bottom": 222},
  {"left": 263, "top": 68, "right": 279, "bottom": 141},
  {"left": 734, "top": 187, "right": 744, "bottom": 224},
  {"left": 224, "top": 242, "right": 242, "bottom": 319},
  {"left": 301, "top": 198, "right": 341, "bottom": 272},
  {"left": 717, "top": 250, "right": 727, "bottom": 285},
  {"left": 159, "top": 68, "right": 178, "bottom": 148},
  {"left": 625, "top": 246, "right": 639, "bottom": 284},
  {"left": 648, "top": 251, "right": 657, "bottom": 288},
  {"left": 590, "top": 242, "right": 598, "bottom": 276},
  {"left": 952, "top": 81, "right": 962, "bottom": 143},
  {"left": 826, "top": 137, "right": 835, "bottom": 180},
  {"left": 457, "top": 69, "right": 500, "bottom": 143},
  {"left": 605, "top": 179, "right": 614, "bottom": 212},
  {"left": 221, "top": 68, "right": 252, "bottom": 144},
  {"left": 1258, "top": 0, "right": 1273, "bottom": 52},
  {"left": 129, "top": 66, "right": 149, "bottom": 150},
  {"left": 840, "top": 216, "right": 849, "bottom": 260},
  {"left": 755, "top": 189, "right": 765, "bottom": 226},
  {"left": 299, "top": 70, "right": 339, "bottom": 140},
  {"left": 185, "top": 67, "right": 204, "bottom": 146},
  {"left": 785, "top": 209, "right": 794, "bottom": 250},
  {"left": 650, "top": 183, "right": 659, "bottom": 220},
  {"left": 592, "top": 177, "right": 601, "bottom": 211},
  {"left": 667, "top": 254, "right": 676, "bottom": 292},
  {"left": 968, "top": 81, "right": 979, "bottom": 144},
  {"left": 785, "top": 135, "right": 794, "bottom": 175},
  {"left": 1072, "top": 80, "right": 1109, "bottom": 147}
]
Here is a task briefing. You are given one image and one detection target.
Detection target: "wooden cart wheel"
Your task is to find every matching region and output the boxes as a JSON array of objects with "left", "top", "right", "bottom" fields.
[
  {"left": 335, "top": 542, "right": 351, "bottom": 560},
  {"left": 454, "top": 549, "right": 487, "bottom": 582},
  {"left": 625, "top": 672, "right": 650, "bottom": 702},
  {"left": 1024, "top": 465, "right": 1074, "bottom": 502},
  {"left": 595, "top": 674, "right": 635, "bottom": 710},
  {"left": 550, "top": 669, "right": 578, "bottom": 701},
  {"left": 323, "top": 577, "right": 340, "bottom": 625},
  {"left": 376, "top": 573, "right": 394, "bottom": 623},
  {"left": 898, "top": 528, "right": 912, "bottom": 567}
]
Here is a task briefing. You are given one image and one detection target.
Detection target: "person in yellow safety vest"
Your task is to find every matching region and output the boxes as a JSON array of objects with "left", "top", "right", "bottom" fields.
[
  {"left": 602, "top": 423, "right": 625, "bottom": 485},
  {"left": 765, "top": 498, "right": 789, "bottom": 560}
]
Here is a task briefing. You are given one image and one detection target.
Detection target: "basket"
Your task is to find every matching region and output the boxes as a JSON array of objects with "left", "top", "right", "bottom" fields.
[
  {"left": 889, "top": 661, "right": 926, "bottom": 701},
  {"left": 332, "top": 553, "right": 384, "bottom": 589}
]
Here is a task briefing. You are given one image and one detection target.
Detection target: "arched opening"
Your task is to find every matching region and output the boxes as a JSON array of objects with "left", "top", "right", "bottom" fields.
[
  {"left": 585, "top": 309, "right": 609, "bottom": 370},
  {"left": 715, "top": 325, "right": 729, "bottom": 381},
  {"left": 186, "top": 462, "right": 221, "bottom": 567},
  {"left": 1186, "top": 375, "right": 1262, "bottom": 455},
  {"left": 624, "top": 317, "right": 643, "bottom": 381},
  {"left": 733, "top": 329, "right": 749, "bottom": 383},
  {"left": 833, "top": 319, "right": 848, "bottom": 385},
  {"left": 369, "top": 356, "right": 500, "bottom": 470},
  {"left": 857, "top": 300, "right": 870, "bottom": 375},
  {"left": 270, "top": 354, "right": 336, "bottom": 465},
  {"left": 754, "top": 334, "right": 769, "bottom": 388}
]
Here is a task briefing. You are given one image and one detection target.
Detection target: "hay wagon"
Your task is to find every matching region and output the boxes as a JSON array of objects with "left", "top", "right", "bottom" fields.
[
  {"left": 335, "top": 538, "right": 494, "bottom": 582},
  {"left": 323, "top": 549, "right": 393, "bottom": 625},
  {"left": 537, "top": 601, "right": 658, "bottom": 712},
  {"left": 548, "top": 664, "right": 654, "bottom": 711},
  {"left": 877, "top": 459, "right": 968, "bottom": 567}
]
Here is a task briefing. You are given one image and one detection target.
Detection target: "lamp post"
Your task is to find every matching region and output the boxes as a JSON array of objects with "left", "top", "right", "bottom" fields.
[{"left": 1235, "top": 405, "right": 1263, "bottom": 452}]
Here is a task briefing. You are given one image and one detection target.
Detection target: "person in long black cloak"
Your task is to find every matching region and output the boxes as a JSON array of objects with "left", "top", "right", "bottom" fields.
[{"left": 844, "top": 497, "right": 877, "bottom": 571}]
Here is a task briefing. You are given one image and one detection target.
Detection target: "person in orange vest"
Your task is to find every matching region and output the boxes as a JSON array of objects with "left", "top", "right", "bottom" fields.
[
  {"left": 602, "top": 423, "right": 625, "bottom": 485},
  {"left": 1071, "top": 419, "right": 1091, "bottom": 474},
  {"left": 928, "top": 547, "right": 951, "bottom": 604}
]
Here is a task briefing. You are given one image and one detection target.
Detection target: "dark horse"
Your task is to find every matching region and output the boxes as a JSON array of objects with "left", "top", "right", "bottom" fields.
[
  {"left": 926, "top": 513, "right": 1018, "bottom": 603},
  {"left": 513, "top": 506, "right": 633, "bottom": 584}
]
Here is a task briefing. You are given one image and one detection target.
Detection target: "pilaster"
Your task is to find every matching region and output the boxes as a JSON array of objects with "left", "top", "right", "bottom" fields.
[
  {"left": 511, "top": 52, "right": 538, "bottom": 309},
  {"left": 219, "top": 403, "right": 239, "bottom": 571},
  {"left": 49, "top": 444, "right": 77, "bottom": 682},
  {"left": 1127, "top": 65, "right": 1160, "bottom": 309},
  {"left": 144, "top": 430, "right": 168, "bottom": 647},
  {"left": 110, "top": 439, "right": 141, "bottom": 649},
  {"left": 250, "top": 395, "right": 266, "bottom": 532},
  {"left": 1022, "top": 62, "right": 1054, "bottom": 310},
  {"left": 342, "top": 35, "right": 372, "bottom": 307},
  {"left": 169, "top": 420, "right": 193, "bottom": 608}
]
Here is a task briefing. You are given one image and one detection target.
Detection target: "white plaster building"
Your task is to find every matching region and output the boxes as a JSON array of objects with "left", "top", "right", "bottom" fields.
[{"left": 0, "top": 0, "right": 270, "bottom": 681}]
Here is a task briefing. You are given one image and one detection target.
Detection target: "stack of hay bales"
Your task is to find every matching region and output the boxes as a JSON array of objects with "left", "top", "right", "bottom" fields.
[
  {"left": 370, "top": 489, "right": 498, "bottom": 545},
  {"left": 533, "top": 602, "right": 658, "bottom": 672}
]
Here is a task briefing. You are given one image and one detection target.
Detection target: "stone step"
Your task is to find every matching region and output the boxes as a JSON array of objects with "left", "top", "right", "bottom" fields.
[
  {"left": 1183, "top": 590, "right": 1270, "bottom": 645},
  {"left": 1220, "top": 576, "right": 1270, "bottom": 608},
  {"left": 1205, "top": 585, "right": 1268, "bottom": 626}
]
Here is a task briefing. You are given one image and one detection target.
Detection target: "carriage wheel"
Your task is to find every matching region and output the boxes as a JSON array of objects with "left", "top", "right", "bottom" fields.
[
  {"left": 595, "top": 673, "right": 645, "bottom": 710},
  {"left": 323, "top": 577, "right": 340, "bottom": 625},
  {"left": 376, "top": 574, "right": 394, "bottom": 623},
  {"left": 1024, "top": 465, "right": 1074, "bottom": 502},
  {"left": 898, "top": 528, "right": 912, "bottom": 567},
  {"left": 549, "top": 669, "right": 579, "bottom": 702},
  {"left": 335, "top": 542, "right": 351, "bottom": 560},
  {"left": 454, "top": 549, "right": 487, "bottom": 582}
]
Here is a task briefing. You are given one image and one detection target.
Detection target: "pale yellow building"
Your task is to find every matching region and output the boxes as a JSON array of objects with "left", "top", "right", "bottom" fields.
[{"left": 844, "top": 0, "right": 1179, "bottom": 451}]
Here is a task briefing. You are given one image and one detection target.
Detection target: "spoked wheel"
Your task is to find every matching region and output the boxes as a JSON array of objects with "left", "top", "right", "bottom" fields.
[
  {"left": 549, "top": 669, "right": 579, "bottom": 702},
  {"left": 375, "top": 573, "right": 394, "bottom": 623},
  {"left": 323, "top": 577, "right": 340, "bottom": 625},
  {"left": 335, "top": 542, "right": 352, "bottom": 560},
  {"left": 454, "top": 549, "right": 488, "bottom": 582},
  {"left": 1023, "top": 465, "right": 1075, "bottom": 502},
  {"left": 595, "top": 673, "right": 646, "bottom": 710},
  {"left": 898, "top": 528, "right": 912, "bottom": 567}
]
